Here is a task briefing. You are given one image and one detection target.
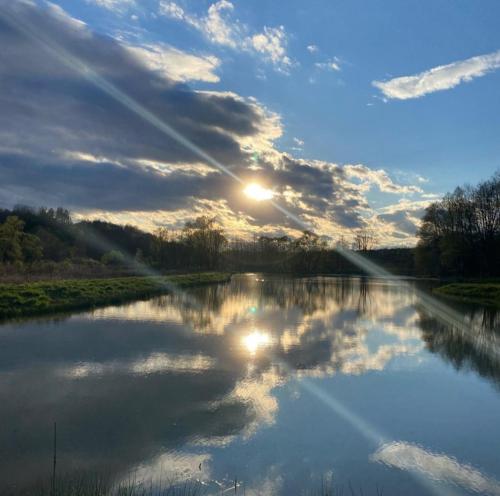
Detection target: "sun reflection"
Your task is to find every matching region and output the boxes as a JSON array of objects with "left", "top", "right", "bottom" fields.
[
  {"left": 243, "top": 330, "right": 271, "bottom": 354},
  {"left": 244, "top": 183, "right": 274, "bottom": 201}
]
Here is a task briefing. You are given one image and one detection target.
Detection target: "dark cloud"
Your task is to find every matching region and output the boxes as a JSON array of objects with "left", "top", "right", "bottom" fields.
[
  {"left": 0, "top": 152, "right": 233, "bottom": 211},
  {"left": 0, "top": 1, "right": 260, "bottom": 168}
]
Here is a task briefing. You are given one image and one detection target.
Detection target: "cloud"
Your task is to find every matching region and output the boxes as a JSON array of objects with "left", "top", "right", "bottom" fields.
[
  {"left": 373, "top": 49, "right": 500, "bottom": 100},
  {"left": 249, "top": 25, "right": 292, "bottom": 71},
  {"left": 307, "top": 44, "right": 318, "bottom": 53},
  {"left": 315, "top": 58, "right": 341, "bottom": 72},
  {"left": 158, "top": 1, "right": 292, "bottom": 71},
  {"left": 344, "top": 164, "right": 423, "bottom": 194},
  {"left": 125, "top": 43, "right": 221, "bottom": 83},
  {"left": 378, "top": 211, "right": 420, "bottom": 236},
  {"left": 0, "top": 1, "right": 432, "bottom": 246},
  {"left": 87, "top": 0, "right": 135, "bottom": 12},
  {"left": 159, "top": 0, "right": 239, "bottom": 47}
]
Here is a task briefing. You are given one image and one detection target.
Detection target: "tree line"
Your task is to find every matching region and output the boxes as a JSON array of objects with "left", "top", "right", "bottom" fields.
[
  {"left": 1, "top": 171, "right": 497, "bottom": 279},
  {"left": 416, "top": 171, "right": 500, "bottom": 278},
  {"left": 0, "top": 206, "right": 414, "bottom": 277}
]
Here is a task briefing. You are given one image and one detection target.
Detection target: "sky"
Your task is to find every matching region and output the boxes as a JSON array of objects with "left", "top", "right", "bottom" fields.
[{"left": 0, "top": 0, "right": 499, "bottom": 246}]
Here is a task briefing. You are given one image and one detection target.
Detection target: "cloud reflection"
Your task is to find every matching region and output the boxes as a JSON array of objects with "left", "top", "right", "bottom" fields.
[
  {"left": 372, "top": 441, "right": 500, "bottom": 495},
  {"left": 1, "top": 275, "right": 498, "bottom": 493}
]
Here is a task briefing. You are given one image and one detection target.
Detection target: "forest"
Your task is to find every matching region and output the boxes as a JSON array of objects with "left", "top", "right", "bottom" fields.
[{"left": 416, "top": 171, "right": 500, "bottom": 278}]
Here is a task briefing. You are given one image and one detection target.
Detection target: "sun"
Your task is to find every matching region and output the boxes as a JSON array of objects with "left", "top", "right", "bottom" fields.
[{"left": 243, "top": 183, "right": 274, "bottom": 201}]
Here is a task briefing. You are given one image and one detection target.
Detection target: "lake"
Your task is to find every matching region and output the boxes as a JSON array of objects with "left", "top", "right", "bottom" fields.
[{"left": 1, "top": 274, "right": 500, "bottom": 495}]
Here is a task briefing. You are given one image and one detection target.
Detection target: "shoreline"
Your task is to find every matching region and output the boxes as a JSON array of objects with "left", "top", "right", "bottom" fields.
[
  {"left": 0, "top": 272, "right": 231, "bottom": 321},
  {"left": 434, "top": 282, "right": 500, "bottom": 307}
]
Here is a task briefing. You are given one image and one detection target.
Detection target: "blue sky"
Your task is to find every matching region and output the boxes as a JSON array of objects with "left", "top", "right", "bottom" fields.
[
  {"left": 1, "top": 0, "right": 499, "bottom": 245},
  {"left": 55, "top": 0, "right": 500, "bottom": 184}
]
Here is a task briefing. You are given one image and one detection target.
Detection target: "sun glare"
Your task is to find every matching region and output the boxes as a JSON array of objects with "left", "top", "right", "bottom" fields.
[
  {"left": 243, "top": 183, "right": 274, "bottom": 201},
  {"left": 242, "top": 330, "right": 271, "bottom": 354}
]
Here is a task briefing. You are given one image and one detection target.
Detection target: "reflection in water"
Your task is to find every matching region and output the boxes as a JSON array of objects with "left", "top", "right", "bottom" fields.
[
  {"left": 372, "top": 442, "right": 500, "bottom": 496},
  {"left": 60, "top": 353, "right": 216, "bottom": 379},
  {"left": 418, "top": 303, "right": 500, "bottom": 389},
  {"left": 0, "top": 275, "right": 499, "bottom": 495},
  {"left": 243, "top": 330, "right": 272, "bottom": 355}
]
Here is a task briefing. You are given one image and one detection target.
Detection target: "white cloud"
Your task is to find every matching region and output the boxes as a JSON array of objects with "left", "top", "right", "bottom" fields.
[
  {"left": 315, "top": 57, "right": 341, "bottom": 72},
  {"left": 125, "top": 43, "right": 221, "bottom": 83},
  {"left": 373, "top": 49, "right": 500, "bottom": 100},
  {"left": 87, "top": 0, "right": 135, "bottom": 12},
  {"left": 158, "top": 1, "right": 293, "bottom": 71},
  {"left": 158, "top": 1, "right": 185, "bottom": 20},
  {"left": 204, "top": 0, "right": 239, "bottom": 47},
  {"left": 307, "top": 44, "right": 318, "bottom": 53},
  {"left": 345, "top": 164, "right": 423, "bottom": 194},
  {"left": 293, "top": 137, "right": 304, "bottom": 146},
  {"left": 159, "top": 1, "right": 240, "bottom": 48},
  {"left": 249, "top": 26, "right": 292, "bottom": 71}
]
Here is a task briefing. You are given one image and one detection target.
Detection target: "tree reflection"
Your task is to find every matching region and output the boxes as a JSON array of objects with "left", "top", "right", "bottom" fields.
[{"left": 417, "top": 303, "right": 500, "bottom": 387}]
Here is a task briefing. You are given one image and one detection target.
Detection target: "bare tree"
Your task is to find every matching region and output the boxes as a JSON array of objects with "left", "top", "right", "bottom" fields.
[{"left": 353, "top": 230, "right": 378, "bottom": 251}]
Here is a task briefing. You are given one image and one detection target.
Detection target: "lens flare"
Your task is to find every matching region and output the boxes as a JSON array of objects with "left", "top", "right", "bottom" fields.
[{"left": 244, "top": 183, "right": 274, "bottom": 201}]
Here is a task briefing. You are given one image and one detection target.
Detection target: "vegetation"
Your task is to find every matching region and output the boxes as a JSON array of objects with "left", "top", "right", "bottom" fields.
[
  {"left": 1, "top": 170, "right": 498, "bottom": 283},
  {"left": 0, "top": 207, "right": 229, "bottom": 274},
  {"left": 4, "top": 473, "right": 383, "bottom": 496},
  {"left": 434, "top": 283, "right": 500, "bottom": 307},
  {"left": 0, "top": 206, "right": 415, "bottom": 280},
  {"left": 0, "top": 273, "right": 230, "bottom": 319},
  {"left": 416, "top": 171, "right": 500, "bottom": 278}
]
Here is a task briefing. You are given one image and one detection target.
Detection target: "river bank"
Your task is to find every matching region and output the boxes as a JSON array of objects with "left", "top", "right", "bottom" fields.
[
  {"left": 434, "top": 282, "right": 500, "bottom": 307},
  {"left": 0, "top": 272, "right": 231, "bottom": 320}
]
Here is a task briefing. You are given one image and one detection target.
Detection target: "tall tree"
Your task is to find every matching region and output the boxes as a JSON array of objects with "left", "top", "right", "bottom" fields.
[{"left": 182, "top": 216, "right": 227, "bottom": 269}]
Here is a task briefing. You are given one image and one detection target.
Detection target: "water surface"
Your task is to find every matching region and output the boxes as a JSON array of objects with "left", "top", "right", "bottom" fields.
[{"left": 1, "top": 275, "right": 500, "bottom": 495}]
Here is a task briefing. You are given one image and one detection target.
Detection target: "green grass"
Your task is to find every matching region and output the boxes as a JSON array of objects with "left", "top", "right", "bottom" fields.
[
  {"left": 0, "top": 272, "right": 231, "bottom": 320},
  {"left": 434, "top": 282, "right": 500, "bottom": 307}
]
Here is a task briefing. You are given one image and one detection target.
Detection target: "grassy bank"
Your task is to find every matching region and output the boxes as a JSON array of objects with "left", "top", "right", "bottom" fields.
[
  {"left": 0, "top": 272, "right": 231, "bottom": 320},
  {"left": 434, "top": 282, "right": 500, "bottom": 307}
]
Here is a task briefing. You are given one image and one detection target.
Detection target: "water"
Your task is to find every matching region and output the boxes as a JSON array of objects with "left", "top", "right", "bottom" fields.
[{"left": 1, "top": 274, "right": 500, "bottom": 495}]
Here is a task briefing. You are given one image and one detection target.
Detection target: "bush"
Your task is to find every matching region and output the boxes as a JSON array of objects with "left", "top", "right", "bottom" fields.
[{"left": 101, "top": 250, "right": 125, "bottom": 266}]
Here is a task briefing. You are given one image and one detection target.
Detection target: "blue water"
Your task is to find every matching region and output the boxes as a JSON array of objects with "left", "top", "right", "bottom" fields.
[{"left": 1, "top": 275, "right": 499, "bottom": 495}]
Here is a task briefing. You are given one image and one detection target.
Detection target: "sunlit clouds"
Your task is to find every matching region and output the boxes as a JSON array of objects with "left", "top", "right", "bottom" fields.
[
  {"left": 243, "top": 183, "right": 274, "bottom": 201},
  {"left": 125, "top": 43, "right": 221, "bottom": 83},
  {"left": 0, "top": 1, "right": 439, "bottom": 247}
]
